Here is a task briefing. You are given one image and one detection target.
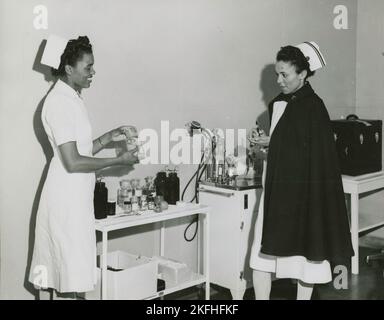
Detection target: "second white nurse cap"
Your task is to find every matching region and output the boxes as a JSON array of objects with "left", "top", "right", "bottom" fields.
[
  {"left": 295, "top": 41, "right": 326, "bottom": 71},
  {"left": 41, "top": 34, "right": 68, "bottom": 69}
]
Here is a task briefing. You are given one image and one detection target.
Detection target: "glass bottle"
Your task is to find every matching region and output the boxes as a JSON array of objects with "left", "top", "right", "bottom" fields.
[
  {"left": 166, "top": 169, "right": 180, "bottom": 205},
  {"left": 148, "top": 176, "right": 156, "bottom": 197},
  {"left": 154, "top": 171, "right": 167, "bottom": 200},
  {"left": 123, "top": 200, "right": 132, "bottom": 214},
  {"left": 131, "top": 196, "right": 139, "bottom": 213},
  {"left": 218, "top": 161, "right": 224, "bottom": 184},
  {"left": 147, "top": 195, "right": 155, "bottom": 210},
  {"left": 143, "top": 177, "right": 149, "bottom": 196},
  {"left": 118, "top": 179, "right": 131, "bottom": 208},
  {"left": 135, "top": 178, "right": 142, "bottom": 197},
  {"left": 94, "top": 178, "right": 108, "bottom": 219},
  {"left": 130, "top": 179, "right": 138, "bottom": 196},
  {"left": 140, "top": 195, "right": 148, "bottom": 211}
]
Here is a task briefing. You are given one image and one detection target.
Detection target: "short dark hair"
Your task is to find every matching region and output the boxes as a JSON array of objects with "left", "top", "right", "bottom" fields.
[
  {"left": 52, "top": 36, "right": 92, "bottom": 77},
  {"left": 276, "top": 45, "right": 314, "bottom": 80}
]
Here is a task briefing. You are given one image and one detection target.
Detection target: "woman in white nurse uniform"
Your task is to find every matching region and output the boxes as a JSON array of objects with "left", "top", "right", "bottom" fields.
[
  {"left": 29, "top": 35, "right": 139, "bottom": 297},
  {"left": 249, "top": 43, "right": 353, "bottom": 300}
]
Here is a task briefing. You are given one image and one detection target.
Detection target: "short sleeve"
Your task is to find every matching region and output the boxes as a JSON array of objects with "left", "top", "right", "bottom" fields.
[{"left": 44, "top": 95, "right": 77, "bottom": 146}]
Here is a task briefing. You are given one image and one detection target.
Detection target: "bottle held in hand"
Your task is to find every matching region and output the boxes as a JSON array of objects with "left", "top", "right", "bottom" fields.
[
  {"left": 126, "top": 137, "right": 145, "bottom": 161},
  {"left": 248, "top": 122, "right": 270, "bottom": 149}
]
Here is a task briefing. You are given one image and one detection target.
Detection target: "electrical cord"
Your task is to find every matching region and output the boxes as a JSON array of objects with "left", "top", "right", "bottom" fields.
[
  {"left": 183, "top": 140, "right": 216, "bottom": 242},
  {"left": 184, "top": 217, "right": 198, "bottom": 242},
  {"left": 181, "top": 152, "right": 205, "bottom": 202},
  {"left": 182, "top": 153, "right": 207, "bottom": 242},
  {"left": 191, "top": 163, "right": 207, "bottom": 203},
  {"left": 182, "top": 128, "right": 219, "bottom": 242}
]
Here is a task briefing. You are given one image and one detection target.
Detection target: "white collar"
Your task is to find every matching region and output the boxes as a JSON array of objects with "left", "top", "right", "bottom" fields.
[{"left": 55, "top": 79, "right": 83, "bottom": 99}]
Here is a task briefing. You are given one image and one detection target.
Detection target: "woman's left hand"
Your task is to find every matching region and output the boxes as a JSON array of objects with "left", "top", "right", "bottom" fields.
[
  {"left": 248, "top": 135, "right": 270, "bottom": 147},
  {"left": 110, "top": 125, "right": 138, "bottom": 142}
]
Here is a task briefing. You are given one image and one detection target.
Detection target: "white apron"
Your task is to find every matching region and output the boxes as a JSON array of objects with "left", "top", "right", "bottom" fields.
[
  {"left": 249, "top": 101, "right": 332, "bottom": 284},
  {"left": 29, "top": 80, "right": 97, "bottom": 293}
]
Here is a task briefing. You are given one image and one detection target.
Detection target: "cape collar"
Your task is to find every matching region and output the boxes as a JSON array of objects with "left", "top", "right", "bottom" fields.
[{"left": 275, "top": 82, "right": 314, "bottom": 103}]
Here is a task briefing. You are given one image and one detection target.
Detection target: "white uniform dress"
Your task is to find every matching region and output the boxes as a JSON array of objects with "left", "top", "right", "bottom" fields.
[
  {"left": 249, "top": 101, "right": 332, "bottom": 284},
  {"left": 29, "top": 80, "right": 97, "bottom": 293}
]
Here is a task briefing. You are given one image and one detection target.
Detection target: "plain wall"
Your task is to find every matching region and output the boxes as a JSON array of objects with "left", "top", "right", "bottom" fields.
[
  {"left": 0, "top": 0, "right": 357, "bottom": 299},
  {"left": 356, "top": 0, "right": 384, "bottom": 238}
]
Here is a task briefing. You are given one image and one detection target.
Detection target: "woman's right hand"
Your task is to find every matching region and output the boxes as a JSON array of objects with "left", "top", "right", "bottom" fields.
[{"left": 118, "top": 148, "right": 139, "bottom": 166}]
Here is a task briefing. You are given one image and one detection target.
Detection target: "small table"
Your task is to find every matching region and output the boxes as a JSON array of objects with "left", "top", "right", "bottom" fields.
[
  {"left": 94, "top": 203, "right": 210, "bottom": 300},
  {"left": 342, "top": 171, "right": 384, "bottom": 275}
]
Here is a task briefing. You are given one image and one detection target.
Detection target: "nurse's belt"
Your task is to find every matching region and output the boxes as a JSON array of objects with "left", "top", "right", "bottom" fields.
[
  {"left": 41, "top": 34, "right": 68, "bottom": 69},
  {"left": 296, "top": 41, "right": 326, "bottom": 71}
]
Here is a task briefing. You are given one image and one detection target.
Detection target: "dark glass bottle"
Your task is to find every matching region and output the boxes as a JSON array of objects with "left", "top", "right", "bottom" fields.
[
  {"left": 94, "top": 179, "right": 108, "bottom": 219},
  {"left": 154, "top": 171, "right": 168, "bottom": 201},
  {"left": 166, "top": 171, "right": 180, "bottom": 205}
]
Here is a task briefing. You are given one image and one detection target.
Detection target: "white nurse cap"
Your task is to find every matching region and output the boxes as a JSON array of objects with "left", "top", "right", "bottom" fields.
[
  {"left": 41, "top": 34, "right": 69, "bottom": 69},
  {"left": 295, "top": 41, "right": 326, "bottom": 71}
]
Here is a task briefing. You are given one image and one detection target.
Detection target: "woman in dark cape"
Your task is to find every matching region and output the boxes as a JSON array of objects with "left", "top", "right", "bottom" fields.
[{"left": 249, "top": 42, "right": 354, "bottom": 300}]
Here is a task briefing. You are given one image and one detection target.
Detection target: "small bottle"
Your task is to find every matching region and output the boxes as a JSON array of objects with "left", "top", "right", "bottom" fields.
[
  {"left": 148, "top": 176, "right": 156, "bottom": 197},
  {"left": 117, "top": 189, "right": 122, "bottom": 208},
  {"left": 140, "top": 195, "right": 148, "bottom": 211},
  {"left": 147, "top": 195, "right": 155, "bottom": 210},
  {"left": 143, "top": 177, "right": 150, "bottom": 196},
  {"left": 130, "top": 179, "right": 137, "bottom": 196},
  {"left": 218, "top": 162, "right": 224, "bottom": 184},
  {"left": 131, "top": 196, "right": 139, "bottom": 213},
  {"left": 123, "top": 200, "right": 132, "bottom": 214},
  {"left": 119, "top": 188, "right": 128, "bottom": 208},
  {"left": 118, "top": 179, "right": 131, "bottom": 208},
  {"left": 107, "top": 197, "right": 116, "bottom": 216},
  {"left": 255, "top": 121, "right": 265, "bottom": 137},
  {"left": 135, "top": 181, "right": 143, "bottom": 197}
]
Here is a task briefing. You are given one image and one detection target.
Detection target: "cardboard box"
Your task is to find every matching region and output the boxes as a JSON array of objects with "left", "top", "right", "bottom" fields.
[
  {"left": 153, "top": 256, "right": 193, "bottom": 288},
  {"left": 85, "top": 250, "right": 158, "bottom": 300}
]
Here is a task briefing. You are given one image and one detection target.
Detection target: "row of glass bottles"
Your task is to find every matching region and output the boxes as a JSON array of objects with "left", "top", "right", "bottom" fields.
[
  {"left": 117, "top": 177, "right": 157, "bottom": 213},
  {"left": 121, "top": 194, "right": 157, "bottom": 214}
]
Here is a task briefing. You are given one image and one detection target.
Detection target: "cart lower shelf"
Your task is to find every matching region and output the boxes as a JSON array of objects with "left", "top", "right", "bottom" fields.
[{"left": 145, "top": 273, "right": 206, "bottom": 300}]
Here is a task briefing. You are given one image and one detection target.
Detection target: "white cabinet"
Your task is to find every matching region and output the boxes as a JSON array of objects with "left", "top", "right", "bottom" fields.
[{"left": 198, "top": 183, "right": 260, "bottom": 300}]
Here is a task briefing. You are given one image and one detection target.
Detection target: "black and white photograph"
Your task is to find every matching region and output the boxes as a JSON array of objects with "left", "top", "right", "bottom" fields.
[{"left": 0, "top": 0, "right": 384, "bottom": 307}]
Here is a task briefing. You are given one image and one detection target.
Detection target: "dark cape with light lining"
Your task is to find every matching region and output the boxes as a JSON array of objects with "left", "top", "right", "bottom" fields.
[{"left": 261, "top": 83, "right": 354, "bottom": 262}]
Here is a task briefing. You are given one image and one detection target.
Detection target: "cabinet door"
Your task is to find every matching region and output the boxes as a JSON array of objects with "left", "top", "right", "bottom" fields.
[
  {"left": 239, "top": 189, "right": 259, "bottom": 289},
  {"left": 199, "top": 187, "right": 241, "bottom": 289}
]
